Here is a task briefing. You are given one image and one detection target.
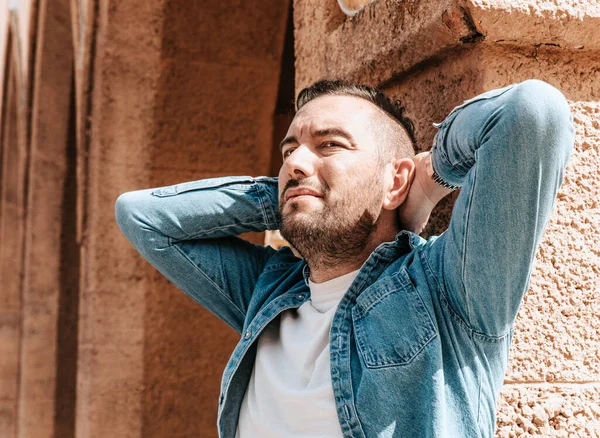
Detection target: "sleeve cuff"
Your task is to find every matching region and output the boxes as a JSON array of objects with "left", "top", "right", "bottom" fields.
[
  {"left": 255, "top": 176, "right": 282, "bottom": 230},
  {"left": 431, "top": 146, "right": 464, "bottom": 188}
]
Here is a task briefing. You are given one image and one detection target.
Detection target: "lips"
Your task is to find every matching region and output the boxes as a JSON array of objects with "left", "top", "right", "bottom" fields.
[{"left": 284, "top": 187, "right": 323, "bottom": 203}]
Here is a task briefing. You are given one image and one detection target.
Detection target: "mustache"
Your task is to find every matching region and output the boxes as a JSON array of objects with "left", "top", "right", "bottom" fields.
[{"left": 280, "top": 179, "right": 328, "bottom": 202}]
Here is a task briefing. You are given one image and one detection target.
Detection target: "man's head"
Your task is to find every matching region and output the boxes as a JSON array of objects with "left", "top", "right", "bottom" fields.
[
  {"left": 278, "top": 80, "right": 417, "bottom": 269},
  {"left": 294, "top": 80, "right": 417, "bottom": 161}
]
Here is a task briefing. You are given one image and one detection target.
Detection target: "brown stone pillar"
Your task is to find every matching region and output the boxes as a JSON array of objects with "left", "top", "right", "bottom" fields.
[
  {"left": 17, "top": 0, "right": 75, "bottom": 436},
  {"left": 0, "top": 38, "right": 20, "bottom": 438},
  {"left": 0, "top": 16, "right": 28, "bottom": 437},
  {"left": 294, "top": 0, "right": 600, "bottom": 435},
  {"left": 73, "top": 2, "right": 164, "bottom": 436},
  {"left": 74, "top": 1, "right": 290, "bottom": 437}
]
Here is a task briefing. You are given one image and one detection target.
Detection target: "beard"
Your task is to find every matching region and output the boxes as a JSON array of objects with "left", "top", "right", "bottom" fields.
[{"left": 279, "top": 177, "right": 382, "bottom": 269}]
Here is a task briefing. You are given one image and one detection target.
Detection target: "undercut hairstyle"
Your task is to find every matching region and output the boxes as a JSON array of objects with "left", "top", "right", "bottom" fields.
[{"left": 295, "top": 79, "right": 417, "bottom": 160}]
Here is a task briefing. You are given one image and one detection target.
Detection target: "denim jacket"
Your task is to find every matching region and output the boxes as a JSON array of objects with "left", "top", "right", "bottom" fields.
[{"left": 115, "top": 80, "right": 574, "bottom": 437}]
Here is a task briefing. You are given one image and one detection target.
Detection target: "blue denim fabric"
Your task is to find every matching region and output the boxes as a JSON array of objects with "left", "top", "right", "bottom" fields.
[{"left": 115, "top": 80, "right": 574, "bottom": 437}]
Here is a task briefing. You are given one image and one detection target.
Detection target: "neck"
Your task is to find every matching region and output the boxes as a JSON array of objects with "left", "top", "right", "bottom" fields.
[{"left": 307, "top": 255, "right": 365, "bottom": 284}]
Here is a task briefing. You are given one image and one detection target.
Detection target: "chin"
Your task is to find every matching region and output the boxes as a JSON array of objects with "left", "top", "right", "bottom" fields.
[
  {"left": 282, "top": 206, "right": 320, "bottom": 225},
  {"left": 284, "top": 200, "right": 318, "bottom": 214}
]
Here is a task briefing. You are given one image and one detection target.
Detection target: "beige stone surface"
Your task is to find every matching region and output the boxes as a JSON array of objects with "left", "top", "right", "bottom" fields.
[
  {"left": 507, "top": 99, "right": 600, "bottom": 384},
  {"left": 294, "top": 0, "right": 475, "bottom": 91},
  {"left": 496, "top": 384, "right": 600, "bottom": 437},
  {"left": 294, "top": 0, "right": 600, "bottom": 91},
  {"left": 469, "top": 0, "right": 600, "bottom": 49}
]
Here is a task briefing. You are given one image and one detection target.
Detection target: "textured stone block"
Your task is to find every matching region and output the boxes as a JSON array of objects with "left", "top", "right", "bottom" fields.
[
  {"left": 469, "top": 0, "right": 600, "bottom": 50},
  {"left": 506, "top": 100, "right": 600, "bottom": 383},
  {"left": 496, "top": 384, "right": 600, "bottom": 437}
]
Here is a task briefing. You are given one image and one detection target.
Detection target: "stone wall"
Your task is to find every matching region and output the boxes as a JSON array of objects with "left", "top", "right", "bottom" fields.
[{"left": 294, "top": 0, "right": 600, "bottom": 436}]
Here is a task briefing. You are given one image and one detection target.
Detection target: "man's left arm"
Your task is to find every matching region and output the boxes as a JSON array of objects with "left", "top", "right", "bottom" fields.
[{"left": 404, "top": 80, "right": 575, "bottom": 337}]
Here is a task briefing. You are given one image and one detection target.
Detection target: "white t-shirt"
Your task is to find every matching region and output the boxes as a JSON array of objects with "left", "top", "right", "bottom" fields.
[{"left": 236, "top": 269, "right": 360, "bottom": 438}]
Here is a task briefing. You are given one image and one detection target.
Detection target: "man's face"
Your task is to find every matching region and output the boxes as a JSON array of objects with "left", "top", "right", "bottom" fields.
[{"left": 277, "top": 94, "right": 388, "bottom": 264}]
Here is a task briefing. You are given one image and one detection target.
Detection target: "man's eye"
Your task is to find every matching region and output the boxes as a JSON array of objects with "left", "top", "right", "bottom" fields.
[
  {"left": 282, "top": 148, "right": 294, "bottom": 159},
  {"left": 321, "top": 141, "right": 340, "bottom": 149}
]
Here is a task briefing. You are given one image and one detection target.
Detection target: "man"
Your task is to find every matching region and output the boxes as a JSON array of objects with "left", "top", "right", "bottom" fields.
[{"left": 115, "top": 79, "right": 574, "bottom": 437}]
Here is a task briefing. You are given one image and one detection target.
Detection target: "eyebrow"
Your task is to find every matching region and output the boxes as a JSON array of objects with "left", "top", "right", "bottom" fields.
[
  {"left": 279, "top": 127, "right": 356, "bottom": 151},
  {"left": 279, "top": 136, "right": 297, "bottom": 152}
]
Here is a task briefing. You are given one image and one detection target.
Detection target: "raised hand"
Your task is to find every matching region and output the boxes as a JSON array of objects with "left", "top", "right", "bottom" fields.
[{"left": 396, "top": 151, "right": 455, "bottom": 234}]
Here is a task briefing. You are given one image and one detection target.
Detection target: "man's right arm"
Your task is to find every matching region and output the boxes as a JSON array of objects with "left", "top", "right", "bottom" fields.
[
  {"left": 115, "top": 176, "right": 281, "bottom": 334},
  {"left": 403, "top": 81, "right": 573, "bottom": 338}
]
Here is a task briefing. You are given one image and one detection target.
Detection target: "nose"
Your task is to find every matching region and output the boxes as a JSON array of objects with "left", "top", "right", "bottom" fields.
[{"left": 283, "top": 144, "right": 316, "bottom": 179}]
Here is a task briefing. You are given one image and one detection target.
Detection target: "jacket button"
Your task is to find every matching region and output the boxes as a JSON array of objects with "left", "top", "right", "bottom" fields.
[
  {"left": 297, "top": 294, "right": 305, "bottom": 301},
  {"left": 244, "top": 330, "right": 252, "bottom": 340}
]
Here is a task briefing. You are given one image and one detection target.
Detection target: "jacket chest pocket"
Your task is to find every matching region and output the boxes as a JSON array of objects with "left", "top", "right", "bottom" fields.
[{"left": 351, "top": 269, "right": 437, "bottom": 368}]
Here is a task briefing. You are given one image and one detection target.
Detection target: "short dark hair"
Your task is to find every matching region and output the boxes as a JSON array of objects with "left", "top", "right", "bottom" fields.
[{"left": 295, "top": 79, "right": 417, "bottom": 154}]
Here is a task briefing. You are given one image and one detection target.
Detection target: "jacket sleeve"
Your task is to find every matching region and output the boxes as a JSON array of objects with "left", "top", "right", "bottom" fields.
[
  {"left": 426, "top": 79, "right": 575, "bottom": 337},
  {"left": 115, "top": 175, "right": 281, "bottom": 334}
]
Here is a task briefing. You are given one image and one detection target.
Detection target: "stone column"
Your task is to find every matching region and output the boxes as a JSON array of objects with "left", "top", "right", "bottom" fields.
[
  {"left": 0, "top": 11, "right": 29, "bottom": 438},
  {"left": 0, "top": 39, "right": 21, "bottom": 438},
  {"left": 294, "top": 0, "right": 600, "bottom": 435},
  {"left": 17, "top": 0, "right": 75, "bottom": 436},
  {"left": 74, "top": 0, "right": 290, "bottom": 436}
]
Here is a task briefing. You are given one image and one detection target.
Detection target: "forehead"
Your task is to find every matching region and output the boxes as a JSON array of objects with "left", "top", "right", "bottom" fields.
[{"left": 288, "top": 94, "right": 378, "bottom": 135}]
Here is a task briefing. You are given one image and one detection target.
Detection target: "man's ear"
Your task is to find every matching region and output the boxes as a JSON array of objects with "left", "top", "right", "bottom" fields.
[{"left": 382, "top": 157, "right": 415, "bottom": 211}]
